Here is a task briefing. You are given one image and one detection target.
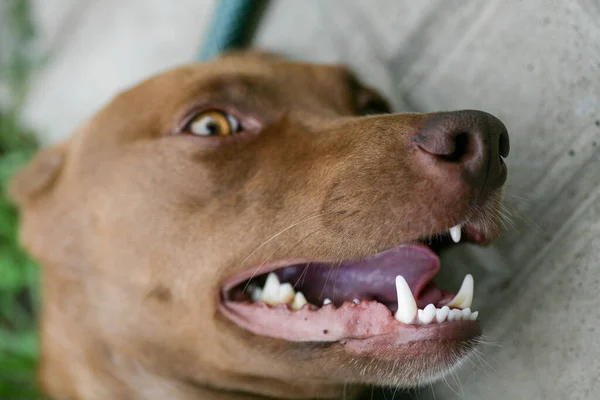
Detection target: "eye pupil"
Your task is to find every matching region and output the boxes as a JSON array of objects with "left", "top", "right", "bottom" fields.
[{"left": 206, "top": 120, "right": 220, "bottom": 135}]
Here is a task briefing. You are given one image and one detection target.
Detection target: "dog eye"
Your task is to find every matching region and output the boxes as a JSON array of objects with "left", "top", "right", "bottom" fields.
[{"left": 186, "top": 110, "right": 241, "bottom": 136}]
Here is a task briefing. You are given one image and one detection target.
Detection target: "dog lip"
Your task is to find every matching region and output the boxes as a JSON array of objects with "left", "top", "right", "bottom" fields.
[{"left": 219, "top": 298, "right": 480, "bottom": 343}]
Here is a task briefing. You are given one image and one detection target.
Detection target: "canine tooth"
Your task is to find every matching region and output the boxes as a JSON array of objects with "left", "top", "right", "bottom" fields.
[
  {"left": 446, "top": 274, "right": 474, "bottom": 309},
  {"left": 291, "top": 292, "right": 308, "bottom": 310},
  {"left": 353, "top": 298, "right": 360, "bottom": 304},
  {"left": 449, "top": 224, "right": 462, "bottom": 243},
  {"left": 418, "top": 304, "right": 436, "bottom": 324},
  {"left": 470, "top": 311, "right": 479, "bottom": 321},
  {"left": 261, "top": 273, "right": 282, "bottom": 305},
  {"left": 323, "top": 298, "right": 332, "bottom": 305},
  {"left": 449, "top": 309, "right": 463, "bottom": 321},
  {"left": 250, "top": 288, "right": 263, "bottom": 302},
  {"left": 278, "top": 283, "right": 296, "bottom": 304},
  {"left": 461, "top": 308, "right": 472, "bottom": 320},
  {"left": 394, "top": 275, "right": 418, "bottom": 324},
  {"left": 436, "top": 306, "right": 450, "bottom": 323}
]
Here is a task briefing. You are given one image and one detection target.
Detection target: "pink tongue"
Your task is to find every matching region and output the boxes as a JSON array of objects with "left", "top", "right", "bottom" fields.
[{"left": 275, "top": 243, "right": 440, "bottom": 307}]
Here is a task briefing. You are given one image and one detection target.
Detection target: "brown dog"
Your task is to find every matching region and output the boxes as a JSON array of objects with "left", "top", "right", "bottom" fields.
[{"left": 10, "top": 51, "right": 509, "bottom": 399}]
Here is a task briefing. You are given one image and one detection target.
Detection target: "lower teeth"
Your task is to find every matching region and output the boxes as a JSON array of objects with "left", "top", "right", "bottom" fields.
[{"left": 246, "top": 272, "right": 479, "bottom": 325}]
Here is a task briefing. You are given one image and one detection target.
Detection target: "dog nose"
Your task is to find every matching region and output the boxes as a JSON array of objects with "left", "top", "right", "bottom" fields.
[{"left": 413, "top": 110, "right": 510, "bottom": 192}]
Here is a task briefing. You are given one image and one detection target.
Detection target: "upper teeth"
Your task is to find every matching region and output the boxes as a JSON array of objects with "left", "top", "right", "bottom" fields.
[
  {"left": 446, "top": 274, "right": 474, "bottom": 309},
  {"left": 394, "top": 273, "right": 478, "bottom": 325},
  {"left": 449, "top": 224, "right": 462, "bottom": 243},
  {"left": 258, "top": 273, "right": 299, "bottom": 306}
]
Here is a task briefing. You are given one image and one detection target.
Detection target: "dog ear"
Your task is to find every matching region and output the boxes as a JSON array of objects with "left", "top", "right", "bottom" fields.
[{"left": 8, "top": 143, "right": 67, "bottom": 208}]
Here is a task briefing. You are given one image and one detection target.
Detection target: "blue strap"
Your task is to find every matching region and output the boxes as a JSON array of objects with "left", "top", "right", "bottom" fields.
[{"left": 198, "top": 0, "right": 266, "bottom": 61}]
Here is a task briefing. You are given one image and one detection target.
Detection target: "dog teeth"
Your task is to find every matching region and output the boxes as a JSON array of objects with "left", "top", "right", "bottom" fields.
[
  {"left": 260, "top": 273, "right": 282, "bottom": 305},
  {"left": 417, "top": 304, "right": 436, "bottom": 324},
  {"left": 291, "top": 292, "right": 308, "bottom": 310},
  {"left": 436, "top": 306, "right": 450, "bottom": 323},
  {"left": 448, "top": 309, "right": 463, "bottom": 321},
  {"left": 250, "top": 272, "right": 480, "bottom": 323},
  {"left": 394, "top": 275, "right": 418, "bottom": 324},
  {"left": 250, "top": 287, "right": 263, "bottom": 302},
  {"left": 461, "top": 308, "right": 472, "bottom": 320},
  {"left": 446, "top": 274, "right": 474, "bottom": 309},
  {"left": 393, "top": 274, "right": 479, "bottom": 325},
  {"left": 413, "top": 305, "right": 479, "bottom": 325},
  {"left": 258, "top": 273, "right": 297, "bottom": 306},
  {"left": 278, "top": 283, "right": 296, "bottom": 304},
  {"left": 449, "top": 224, "right": 462, "bottom": 243}
]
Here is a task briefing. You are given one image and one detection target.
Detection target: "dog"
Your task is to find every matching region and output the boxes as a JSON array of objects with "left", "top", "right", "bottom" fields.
[{"left": 10, "top": 51, "right": 509, "bottom": 399}]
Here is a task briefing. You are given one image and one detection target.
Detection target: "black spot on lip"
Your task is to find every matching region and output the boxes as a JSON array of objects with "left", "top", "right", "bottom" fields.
[{"left": 323, "top": 329, "right": 329, "bottom": 334}]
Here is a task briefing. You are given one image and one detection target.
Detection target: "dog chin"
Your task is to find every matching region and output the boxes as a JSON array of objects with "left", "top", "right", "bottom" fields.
[{"left": 346, "top": 337, "right": 480, "bottom": 388}]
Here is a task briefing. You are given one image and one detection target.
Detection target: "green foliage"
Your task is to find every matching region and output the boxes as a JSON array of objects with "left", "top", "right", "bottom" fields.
[{"left": 1, "top": 0, "right": 45, "bottom": 398}]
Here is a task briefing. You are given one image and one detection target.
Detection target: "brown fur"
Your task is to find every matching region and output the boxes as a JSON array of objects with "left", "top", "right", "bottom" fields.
[{"left": 10, "top": 52, "right": 505, "bottom": 399}]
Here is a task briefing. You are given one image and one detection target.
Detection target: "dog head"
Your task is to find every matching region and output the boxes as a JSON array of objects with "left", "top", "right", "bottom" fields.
[{"left": 11, "top": 51, "right": 509, "bottom": 399}]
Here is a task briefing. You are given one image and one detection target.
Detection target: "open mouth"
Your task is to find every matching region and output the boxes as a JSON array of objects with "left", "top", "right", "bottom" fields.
[{"left": 220, "top": 223, "right": 487, "bottom": 344}]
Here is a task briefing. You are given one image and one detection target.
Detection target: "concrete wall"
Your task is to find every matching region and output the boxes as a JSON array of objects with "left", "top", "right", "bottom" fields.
[{"left": 18, "top": 1, "right": 600, "bottom": 399}]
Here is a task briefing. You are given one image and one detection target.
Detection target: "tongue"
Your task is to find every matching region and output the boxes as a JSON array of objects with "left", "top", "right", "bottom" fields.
[{"left": 275, "top": 243, "right": 440, "bottom": 308}]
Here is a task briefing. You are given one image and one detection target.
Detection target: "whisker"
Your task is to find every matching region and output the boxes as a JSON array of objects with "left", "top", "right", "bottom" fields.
[
  {"left": 319, "top": 265, "right": 334, "bottom": 301},
  {"left": 331, "top": 260, "right": 343, "bottom": 304},
  {"left": 242, "top": 227, "right": 324, "bottom": 293},
  {"left": 238, "top": 211, "right": 335, "bottom": 269},
  {"left": 293, "top": 262, "right": 311, "bottom": 289}
]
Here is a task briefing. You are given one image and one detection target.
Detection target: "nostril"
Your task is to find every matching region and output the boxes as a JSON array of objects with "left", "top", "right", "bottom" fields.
[
  {"left": 499, "top": 129, "right": 510, "bottom": 158},
  {"left": 440, "top": 132, "right": 469, "bottom": 162},
  {"left": 413, "top": 130, "right": 471, "bottom": 163}
]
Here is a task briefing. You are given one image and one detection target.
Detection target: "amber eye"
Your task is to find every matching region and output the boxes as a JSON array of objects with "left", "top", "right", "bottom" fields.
[{"left": 186, "top": 110, "right": 241, "bottom": 136}]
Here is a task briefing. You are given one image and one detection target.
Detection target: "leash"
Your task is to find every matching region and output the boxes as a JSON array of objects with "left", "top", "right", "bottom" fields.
[{"left": 198, "top": 0, "right": 268, "bottom": 61}]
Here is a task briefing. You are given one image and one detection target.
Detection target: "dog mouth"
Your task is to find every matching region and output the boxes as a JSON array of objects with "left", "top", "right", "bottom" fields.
[{"left": 220, "top": 223, "right": 488, "bottom": 344}]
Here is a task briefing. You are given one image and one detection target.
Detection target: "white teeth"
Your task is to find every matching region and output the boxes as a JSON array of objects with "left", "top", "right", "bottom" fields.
[
  {"left": 436, "top": 306, "right": 450, "bottom": 323},
  {"left": 250, "top": 288, "right": 263, "bottom": 302},
  {"left": 394, "top": 275, "right": 418, "bottom": 324},
  {"left": 449, "top": 224, "right": 462, "bottom": 243},
  {"left": 449, "top": 309, "right": 463, "bottom": 321},
  {"left": 291, "top": 292, "right": 308, "bottom": 310},
  {"left": 278, "top": 283, "right": 296, "bottom": 304},
  {"left": 446, "top": 274, "right": 474, "bottom": 309},
  {"left": 417, "top": 304, "right": 436, "bottom": 324},
  {"left": 260, "top": 273, "right": 282, "bottom": 305},
  {"left": 258, "top": 273, "right": 296, "bottom": 306},
  {"left": 413, "top": 304, "right": 479, "bottom": 325},
  {"left": 461, "top": 308, "right": 472, "bottom": 320},
  {"left": 250, "top": 272, "right": 480, "bottom": 323}
]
